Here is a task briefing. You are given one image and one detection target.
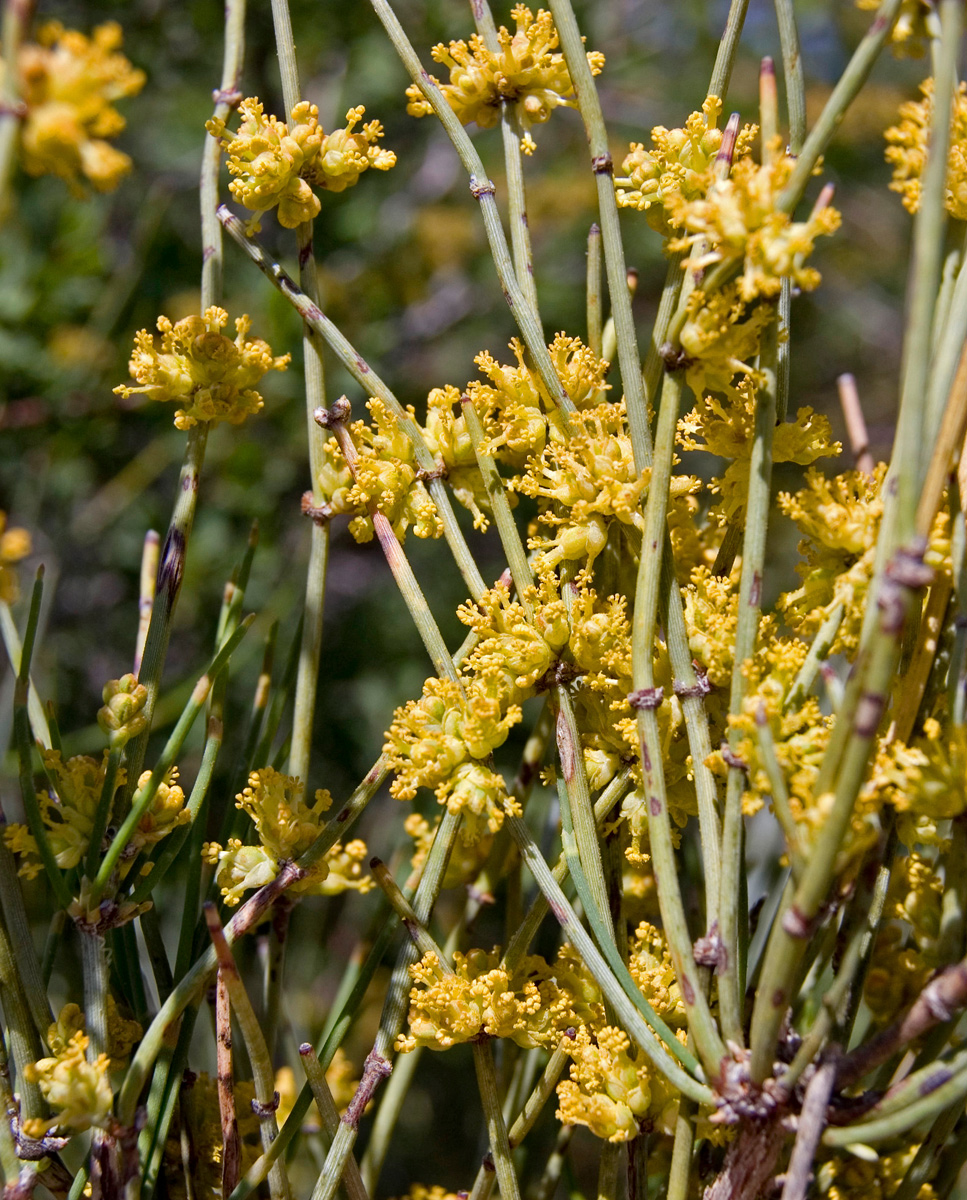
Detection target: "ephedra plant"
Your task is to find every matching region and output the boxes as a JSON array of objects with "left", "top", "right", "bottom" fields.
[{"left": 0, "top": 0, "right": 966, "bottom": 1197}]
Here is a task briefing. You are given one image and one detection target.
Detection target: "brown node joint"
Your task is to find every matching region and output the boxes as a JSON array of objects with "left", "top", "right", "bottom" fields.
[
  {"left": 693, "top": 922, "right": 728, "bottom": 972},
  {"left": 658, "top": 342, "right": 692, "bottom": 372},
  {"left": 314, "top": 398, "right": 352, "bottom": 429},
  {"left": 469, "top": 176, "right": 497, "bottom": 199},
  {"left": 721, "top": 744, "right": 747, "bottom": 772},
  {"left": 629, "top": 686, "right": 664, "bottom": 710},
  {"left": 250, "top": 1092, "right": 280, "bottom": 1117},
  {"left": 674, "top": 668, "right": 711, "bottom": 699},
  {"left": 416, "top": 465, "right": 446, "bottom": 483},
  {"left": 0, "top": 100, "right": 28, "bottom": 118},
  {"left": 591, "top": 153, "right": 614, "bottom": 175},
  {"left": 212, "top": 87, "right": 243, "bottom": 107},
  {"left": 301, "top": 492, "right": 333, "bottom": 526},
  {"left": 781, "top": 905, "right": 815, "bottom": 940},
  {"left": 885, "top": 542, "right": 933, "bottom": 591}
]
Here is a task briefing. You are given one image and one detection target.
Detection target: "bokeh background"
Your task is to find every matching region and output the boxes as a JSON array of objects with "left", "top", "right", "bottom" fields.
[{"left": 0, "top": 0, "right": 935, "bottom": 1192}]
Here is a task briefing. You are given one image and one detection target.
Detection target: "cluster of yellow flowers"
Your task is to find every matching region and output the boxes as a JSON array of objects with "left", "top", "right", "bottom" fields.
[
  {"left": 5, "top": 751, "right": 188, "bottom": 881},
  {"left": 885, "top": 77, "right": 967, "bottom": 219},
  {"left": 12, "top": 21, "right": 144, "bottom": 192},
  {"left": 405, "top": 5, "right": 603, "bottom": 154},
  {"left": 0, "top": 510, "right": 31, "bottom": 603},
  {"left": 114, "top": 307, "right": 289, "bottom": 430},
  {"left": 208, "top": 98, "right": 396, "bottom": 234},
  {"left": 202, "top": 767, "right": 374, "bottom": 905}
]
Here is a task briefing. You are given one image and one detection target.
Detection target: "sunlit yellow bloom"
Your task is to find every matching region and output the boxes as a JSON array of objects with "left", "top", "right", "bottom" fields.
[
  {"left": 421, "top": 385, "right": 493, "bottom": 530},
  {"left": 308, "top": 106, "right": 396, "bottom": 192},
  {"left": 885, "top": 78, "right": 967, "bottom": 219},
  {"left": 22, "top": 1031, "right": 113, "bottom": 1137},
  {"left": 628, "top": 922, "right": 686, "bottom": 1025},
  {"left": 668, "top": 143, "right": 840, "bottom": 301},
  {"left": 0, "top": 511, "right": 31, "bottom": 603},
  {"left": 556, "top": 1025, "right": 679, "bottom": 1142},
  {"left": 125, "top": 767, "right": 189, "bottom": 864},
  {"left": 678, "top": 284, "right": 774, "bottom": 400},
  {"left": 17, "top": 21, "right": 144, "bottom": 193},
  {"left": 406, "top": 6, "right": 603, "bottom": 154},
  {"left": 46, "top": 998, "right": 142, "bottom": 1071},
  {"left": 115, "top": 307, "right": 289, "bottom": 430}
]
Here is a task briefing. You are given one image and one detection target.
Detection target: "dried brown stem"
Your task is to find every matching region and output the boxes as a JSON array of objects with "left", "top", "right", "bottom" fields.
[{"left": 837, "top": 373, "right": 874, "bottom": 475}]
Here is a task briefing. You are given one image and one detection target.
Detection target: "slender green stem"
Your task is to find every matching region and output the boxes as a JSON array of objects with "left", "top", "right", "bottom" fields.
[
  {"left": 666, "top": 1095, "right": 696, "bottom": 1200},
  {"left": 718, "top": 310, "right": 779, "bottom": 1046},
  {"left": 219, "top": 207, "right": 486, "bottom": 602},
  {"left": 784, "top": 602, "right": 844, "bottom": 711},
  {"left": 547, "top": 0, "right": 653, "bottom": 469},
  {"left": 124, "top": 423, "right": 210, "bottom": 805},
  {"left": 776, "top": 0, "right": 904, "bottom": 214},
  {"left": 81, "top": 929, "right": 110, "bottom": 1059},
  {"left": 587, "top": 223, "right": 603, "bottom": 358},
  {"left": 0, "top": 897, "right": 43, "bottom": 1119},
  {"left": 0, "top": 0, "right": 31, "bottom": 214},
  {"left": 91, "top": 616, "right": 253, "bottom": 903},
  {"left": 926, "top": 236, "right": 967, "bottom": 450},
  {"left": 642, "top": 251, "right": 685, "bottom": 417},
  {"left": 358, "top": 1041, "right": 422, "bottom": 1193},
  {"left": 631, "top": 362, "right": 725, "bottom": 1074},
  {"left": 0, "top": 807, "right": 52, "bottom": 1041},
  {"left": 271, "top": 0, "right": 331, "bottom": 792},
  {"left": 891, "top": 1099, "right": 963, "bottom": 1200},
  {"left": 205, "top": 904, "right": 292, "bottom": 1200},
  {"left": 506, "top": 813, "right": 712, "bottom": 1099},
  {"left": 753, "top": 708, "right": 803, "bottom": 882},
  {"left": 298, "top": 1045, "right": 370, "bottom": 1200},
  {"left": 84, "top": 746, "right": 122, "bottom": 881},
  {"left": 774, "top": 0, "right": 805, "bottom": 153},
  {"left": 473, "top": 1040, "right": 522, "bottom": 1200},
  {"left": 708, "top": 0, "right": 751, "bottom": 103},
  {"left": 596, "top": 1133, "right": 623, "bottom": 1200},
  {"left": 0, "top": 600, "right": 49, "bottom": 746},
  {"left": 369, "top": 0, "right": 574, "bottom": 423}
]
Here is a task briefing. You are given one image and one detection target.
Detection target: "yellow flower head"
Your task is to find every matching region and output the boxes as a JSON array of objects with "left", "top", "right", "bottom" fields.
[
  {"left": 885, "top": 717, "right": 967, "bottom": 844},
  {"left": 307, "top": 105, "right": 396, "bottom": 192},
  {"left": 457, "top": 573, "right": 570, "bottom": 700},
  {"left": 556, "top": 1024, "right": 679, "bottom": 1142},
  {"left": 405, "top": 812, "right": 494, "bottom": 889},
  {"left": 126, "top": 767, "right": 189, "bottom": 864},
  {"left": 114, "top": 307, "right": 289, "bottom": 430},
  {"left": 344, "top": 399, "right": 443, "bottom": 544},
  {"left": 421, "top": 386, "right": 493, "bottom": 531},
  {"left": 615, "top": 97, "right": 757, "bottom": 236},
  {"left": 97, "top": 673, "right": 149, "bottom": 748},
  {"left": 209, "top": 98, "right": 322, "bottom": 232},
  {"left": 406, "top": 6, "right": 603, "bottom": 154},
  {"left": 885, "top": 78, "right": 967, "bottom": 220},
  {"left": 668, "top": 144, "right": 841, "bottom": 301},
  {"left": 5, "top": 750, "right": 127, "bottom": 877},
  {"left": 857, "top": 0, "right": 938, "bottom": 57},
  {"left": 515, "top": 401, "right": 648, "bottom": 570},
  {"left": 629, "top": 923, "right": 686, "bottom": 1025},
  {"left": 46, "top": 998, "right": 142, "bottom": 1071},
  {"left": 678, "top": 284, "right": 774, "bottom": 400},
  {"left": 0, "top": 511, "right": 31, "bottom": 603},
  {"left": 17, "top": 21, "right": 144, "bottom": 193},
  {"left": 22, "top": 1031, "right": 113, "bottom": 1138},
  {"left": 472, "top": 332, "right": 610, "bottom": 467}
]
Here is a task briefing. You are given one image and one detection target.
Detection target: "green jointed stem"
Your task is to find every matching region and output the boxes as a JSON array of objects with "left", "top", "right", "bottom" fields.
[
  {"left": 926, "top": 242, "right": 967, "bottom": 445},
  {"left": 777, "top": 0, "right": 903, "bottom": 214},
  {"left": 894, "top": 0, "right": 962, "bottom": 538},
  {"left": 774, "top": 0, "right": 805, "bottom": 153},
  {"left": 0, "top": 600, "right": 50, "bottom": 746},
  {"left": 299, "top": 1045, "right": 370, "bottom": 1200},
  {"left": 708, "top": 0, "right": 751, "bottom": 103},
  {"left": 717, "top": 310, "right": 779, "bottom": 1047},
  {"left": 0, "top": 822, "right": 51, "bottom": 1042},
  {"left": 506, "top": 812, "right": 711, "bottom": 1098},
  {"left": 369, "top": 0, "right": 572, "bottom": 422},
  {"left": 631, "top": 363, "right": 726, "bottom": 1075},
  {"left": 125, "top": 422, "right": 210, "bottom": 806},
  {"left": 547, "top": 0, "right": 652, "bottom": 470},
  {"left": 891, "top": 1101, "right": 964, "bottom": 1200},
  {"left": 0, "top": 896, "right": 44, "bottom": 1119},
  {"left": 91, "top": 615, "right": 253, "bottom": 902},
  {"left": 271, "top": 0, "right": 331, "bottom": 792},
  {"left": 587, "top": 223, "right": 603, "bottom": 358},
  {"left": 218, "top": 207, "right": 486, "bottom": 602}
]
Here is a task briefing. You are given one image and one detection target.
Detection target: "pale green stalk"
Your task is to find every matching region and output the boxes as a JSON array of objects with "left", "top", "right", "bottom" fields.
[
  {"left": 0, "top": 897, "right": 43, "bottom": 1120},
  {"left": 369, "top": 0, "right": 569, "bottom": 417},
  {"left": 358, "top": 1042, "right": 422, "bottom": 1193},
  {"left": 822, "top": 1055, "right": 967, "bottom": 1148},
  {"left": 774, "top": 0, "right": 805, "bottom": 152},
  {"left": 596, "top": 1139, "right": 622, "bottom": 1200},
  {"left": 91, "top": 615, "right": 253, "bottom": 903},
  {"left": 752, "top": 710, "right": 803, "bottom": 882},
  {"left": 506, "top": 812, "right": 712, "bottom": 1099},
  {"left": 708, "top": 0, "right": 751, "bottom": 102},
  {"left": 784, "top": 602, "right": 845, "bottom": 711},
  {"left": 218, "top": 207, "right": 486, "bottom": 601},
  {"left": 0, "top": 600, "right": 49, "bottom": 745},
  {"left": 641, "top": 252, "right": 685, "bottom": 416},
  {"left": 776, "top": 0, "right": 904, "bottom": 214},
  {"left": 0, "top": 807, "right": 51, "bottom": 1041},
  {"left": 891, "top": 1100, "right": 964, "bottom": 1200},
  {"left": 298, "top": 1045, "right": 369, "bottom": 1200},
  {"left": 547, "top": 0, "right": 652, "bottom": 469},
  {"left": 926, "top": 237, "right": 967, "bottom": 447},
  {"left": 717, "top": 311, "right": 779, "bottom": 1046},
  {"left": 271, "top": 0, "right": 331, "bottom": 791},
  {"left": 0, "top": 1025, "right": 22, "bottom": 1181},
  {"left": 473, "top": 1041, "right": 522, "bottom": 1200},
  {"left": 666, "top": 1096, "right": 696, "bottom": 1200},
  {"left": 0, "top": 0, "right": 30, "bottom": 213},
  {"left": 631, "top": 361, "right": 726, "bottom": 1074},
  {"left": 205, "top": 905, "right": 291, "bottom": 1200},
  {"left": 587, "top": 223, "right": 603, "bottom": 358},
  {"left": 893, "top": 0, "right": 962, "bottom": 538}
]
